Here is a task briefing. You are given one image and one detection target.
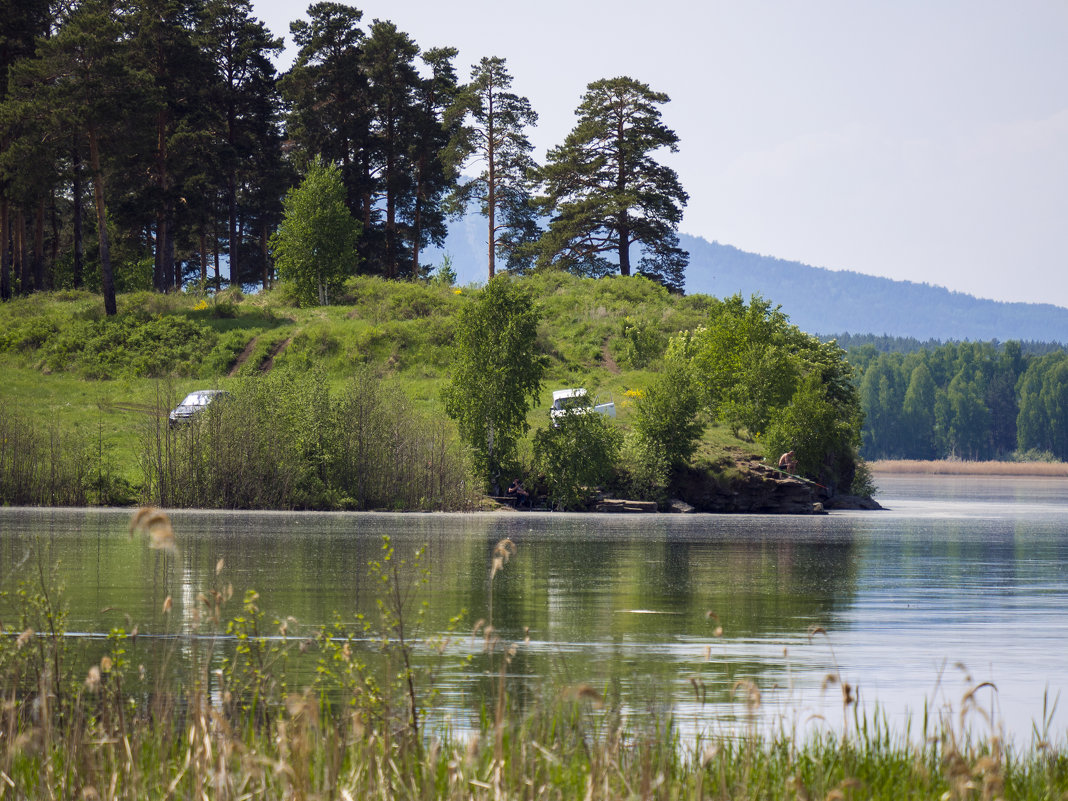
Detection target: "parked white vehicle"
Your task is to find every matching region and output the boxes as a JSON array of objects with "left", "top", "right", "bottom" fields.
[
  {"left": 169, "top": 389, "right": 230, "bottom": 427},
  {"left": 550, "top": 388, "right": 616, "bottom": 425}
]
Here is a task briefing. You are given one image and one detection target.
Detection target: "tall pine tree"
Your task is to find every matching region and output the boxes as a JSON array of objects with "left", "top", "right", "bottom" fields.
[
  {"left": 535, "top": 76, "right": 689, "bottom": 291},
  {"left": 448, "top": 56, "right": 539, "bottom": 279}
]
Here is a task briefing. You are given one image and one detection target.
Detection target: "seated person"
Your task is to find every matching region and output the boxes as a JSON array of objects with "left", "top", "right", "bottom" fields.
[
  {"left": 778, "top": 450, "right": 798, "bottom": 473},
  {"left": 506, "top": 478, "right": 529, "bottom": 506}
]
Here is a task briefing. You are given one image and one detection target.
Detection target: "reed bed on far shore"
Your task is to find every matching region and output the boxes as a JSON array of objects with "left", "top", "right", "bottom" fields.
[{"left": 871, "top": 459, "right": 1068, "bottom": 477}]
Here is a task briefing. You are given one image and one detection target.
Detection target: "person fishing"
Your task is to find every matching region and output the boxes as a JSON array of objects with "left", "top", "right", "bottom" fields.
[{"left": 778, "top": 450, "right": 798, "bottom": 474}]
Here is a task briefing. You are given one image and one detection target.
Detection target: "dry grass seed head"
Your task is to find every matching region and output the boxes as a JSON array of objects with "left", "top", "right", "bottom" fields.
[
  {"left": 16, "top": 628, "right": 33, "bottom": 649},
  {"left": 732, "top": 679, "right": 762, "bottom": 709},
  {"left": 130, "top": 507, "right": 176, "bottom": 552}
]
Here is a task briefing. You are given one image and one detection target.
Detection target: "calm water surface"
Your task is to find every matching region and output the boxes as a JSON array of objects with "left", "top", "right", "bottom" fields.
[{"left": 1, "top": 473, "right": 1065, "bottom": 741}]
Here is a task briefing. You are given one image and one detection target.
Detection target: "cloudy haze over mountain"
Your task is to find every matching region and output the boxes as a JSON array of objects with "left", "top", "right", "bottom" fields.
[{"left": 255, "top": 0, "right": 1068, "bottom": 307}]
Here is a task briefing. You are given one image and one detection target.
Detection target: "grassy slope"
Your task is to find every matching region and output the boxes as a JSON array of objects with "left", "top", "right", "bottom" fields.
[{"left": 0, "top": 274, "right": 761, "bottom": 492}]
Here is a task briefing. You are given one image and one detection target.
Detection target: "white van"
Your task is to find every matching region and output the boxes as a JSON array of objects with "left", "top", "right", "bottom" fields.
[{"left": 550, "top": 388, "right": 616, "bottom": 426}]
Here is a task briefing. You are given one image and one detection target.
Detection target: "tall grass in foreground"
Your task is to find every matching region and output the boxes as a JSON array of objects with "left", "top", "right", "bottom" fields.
[
  {"left": 141, "top": 368, "right": 478, "bottom": 510},
  {"left": 2, "top": 512, "right": 1066, "bottom": 800}
]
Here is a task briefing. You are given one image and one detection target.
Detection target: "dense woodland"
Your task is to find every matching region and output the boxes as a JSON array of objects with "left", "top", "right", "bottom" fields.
[
  {"left": 851, "top": 340, "right": 1068, "bottom": 462},
  {"left": 0, "top": 0, "right": 691, "bottom": 310}
]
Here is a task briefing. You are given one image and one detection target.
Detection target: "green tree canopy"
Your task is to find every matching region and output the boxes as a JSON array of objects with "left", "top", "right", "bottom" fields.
[
  {"left": 269, "top": 158, "right": 360, "bottom": 305},
  {"left": 441, "top": 275, "right": 546, "bottom": 491},
  {"left": 675, "top": 294, "right": 864, "bottom": 490},
  {"left": 535, "top": 76, "right": 689, "bottom": 291}
]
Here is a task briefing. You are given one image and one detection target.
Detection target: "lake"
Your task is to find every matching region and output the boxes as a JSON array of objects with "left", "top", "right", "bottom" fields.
[{"left": 1, "top": 473, "right": 1065, "bottom": 743}]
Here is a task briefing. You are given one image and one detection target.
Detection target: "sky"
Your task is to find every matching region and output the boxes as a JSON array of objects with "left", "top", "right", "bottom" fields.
[{"left": 252, "top": 0, "right": 1068, "bottom": 308}]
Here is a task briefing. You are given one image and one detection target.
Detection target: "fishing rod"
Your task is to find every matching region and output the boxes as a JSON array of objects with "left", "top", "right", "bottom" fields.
[{"left": 763, "top": 462, "right": 830, "bottom": 491}]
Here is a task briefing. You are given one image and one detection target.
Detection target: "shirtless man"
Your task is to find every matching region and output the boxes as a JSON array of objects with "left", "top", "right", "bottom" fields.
[{"left": 778, "top": 450, "right": 798, "bottom": 473}]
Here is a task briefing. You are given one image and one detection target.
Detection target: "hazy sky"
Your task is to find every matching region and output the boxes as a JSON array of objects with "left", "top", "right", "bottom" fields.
[{"left": 253, "top": 0, "right": 1068, "bottom": 308}]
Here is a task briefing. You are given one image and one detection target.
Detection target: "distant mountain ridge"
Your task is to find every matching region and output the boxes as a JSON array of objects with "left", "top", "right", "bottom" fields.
[
  {"left": 428, "top": 216, "right": 1068, "bottom": 343},
  {"left": 680, "top": 236, "right": 1068, "bottom": 343}
]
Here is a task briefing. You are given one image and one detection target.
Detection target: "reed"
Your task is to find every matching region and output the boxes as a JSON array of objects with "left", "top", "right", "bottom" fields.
[
  {"left": 1, "top": 511, "right": 1066, "bottom": 800},
  {"left": 871, "top": 459, "right": 1068, "bottom": 477},
  {"left": 0, "top": 405, "right": 127, "bottom": 506},
  {"left": 140, "top": 367, "right": 479, "bottom": 511}
]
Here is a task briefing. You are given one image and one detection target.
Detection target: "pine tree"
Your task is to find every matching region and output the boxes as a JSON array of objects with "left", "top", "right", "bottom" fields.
[
  {"left": 0, "top": 0, "right": 53, "bottom": 299},
  {"left": 280, "top": 3, "right": 369, "bottom": 218},
  {"left": 5, "top": 0, "right": 152, "bottom": 314},
  {"left": 535, "top": 77, "right": 689, "bottom": 291},
  {"left": 362, "top": 19, "right": 420, "bottom": 279},
  {"left": 448, "top": 56, "right": 539, "bottom": 279},
  {"left": 201, "top": 0, "right": 284, "bottom": 288},
  {"left": 406, "top": 47, "right": 461, "bottom": 279}
]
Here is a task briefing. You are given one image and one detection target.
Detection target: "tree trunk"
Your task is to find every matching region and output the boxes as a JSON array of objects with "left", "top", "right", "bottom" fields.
[
  {"left": 212, "top": 216, "right": 220, "bottom": 288},
  {"left": 261, "top": 218, "right": 270, "bottom": 289},
  {"left": 0, "top": 196, "right": 10, "bottom": 300},
  {"left": 88, "top": 126, "right": 116, "bottom": 316},
  {"left": 486, "top": 88, "right": 496, "bottom": 280},
  {"left": 618, "top": 221, "right": 631, "bottom": 276},
  {"left": 227, "top": 75, "right": 239, "bottom": 293},
  {"left": 199, "top": 227, "right": 208, "bottom": 283},
  {"left": 33, "top": 201, "right": 45, "bottom": 291},
  {"left": 72, "top": 143, "right": 84, "bottom": 288},
  {"left": 17, "top": 209, "right": 28, "bottom": 293}
]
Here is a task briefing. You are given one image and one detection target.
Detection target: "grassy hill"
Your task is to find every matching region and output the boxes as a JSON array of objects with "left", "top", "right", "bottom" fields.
[{"left": 0, "top": 274, "right": 763, "bottom": 506}]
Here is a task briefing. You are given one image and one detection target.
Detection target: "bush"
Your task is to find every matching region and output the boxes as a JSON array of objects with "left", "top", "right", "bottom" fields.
[
  {"left": 631, "top": 359, "right": 704, "bottom": 468},
  {"left": 533, "top": 412, "right": 622, "bottom": 510},
  {"left": 762, "top": 374, "right": 861, "bottom": 494},
  {"left": 611, "top": 430, "right": 670, "bottom": 505}
]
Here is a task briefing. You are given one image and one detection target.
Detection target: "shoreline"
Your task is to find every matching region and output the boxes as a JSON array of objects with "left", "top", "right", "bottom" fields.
[{"left": 871, "top": 459, "right": 1068, "bottom": 477}]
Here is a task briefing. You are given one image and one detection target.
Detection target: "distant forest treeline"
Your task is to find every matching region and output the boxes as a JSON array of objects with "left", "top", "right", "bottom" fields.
[{"left": 850, "top": 340, "right": 1068, "bottom": 462}]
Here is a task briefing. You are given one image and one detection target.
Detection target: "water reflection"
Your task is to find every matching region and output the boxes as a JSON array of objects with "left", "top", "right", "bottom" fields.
[{"left": 1, "top": 482, "right": 1066, "bottom": 741}]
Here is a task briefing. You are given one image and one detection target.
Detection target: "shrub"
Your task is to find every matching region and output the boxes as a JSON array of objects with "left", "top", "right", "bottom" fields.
[
  {"left": 142, "top": 368, "right": 476, "bottom": 511},
  {"left": 611, "top": 430, "right": 670, "bottom": 505},
  {"left": 631, "top": 358, "right": 704, "bottom": 468},
  {"left": 533, "top": 411, "right": 622, "bottom": 510}
]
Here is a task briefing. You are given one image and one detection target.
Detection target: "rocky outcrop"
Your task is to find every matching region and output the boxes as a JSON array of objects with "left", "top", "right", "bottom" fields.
[
  {"left": 673, "top": 458, "right": 821, "bottom": 514},
  {"left": 821, "top": 493, "right": 883, "bottom": 510}
]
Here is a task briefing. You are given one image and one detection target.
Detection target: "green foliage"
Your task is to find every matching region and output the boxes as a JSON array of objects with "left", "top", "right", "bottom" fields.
[
  {"left": 631, "top": 358, "right": 704, "bottom": 468},
  {"left": 616, "top": 315, "right": 666, "bottom": 368},
  {"left": 612, "top": 430, "right": 670, "bottom": 505},
  {"left": 143, "top": 366, "right": 475, "bottom": 510},
  {"left": 270, "top": 158, "right": 361, "bottom": 306},
  {"left": 1016, "top": 352, "right": 1068, "bottom": 459},
  {"left": 676, "top": 294, "right": 865, "bottom": 490},
  {"left": 688, "top": 295, "right": 804, "bottom": 437},
  {"left": 40, "top": 314, "right": 218, "bottom": 378},
  {"left": 442, "top": 276, "right": 547, "bottom": 490},
  {"left": 762, "top": 374, "right": 862, "bottom": 493},
  {"left": 533, "top": 412, "right": 622, "bottom": 510},
  {"left": 431, "top": 254, "right": 457, "bottom": 286},
  {"left": 854, "top": 340, "right": 1038, "bottom": 460},
  {"left": 448, "top": 56, "right": 540, "bottom": 276}
]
